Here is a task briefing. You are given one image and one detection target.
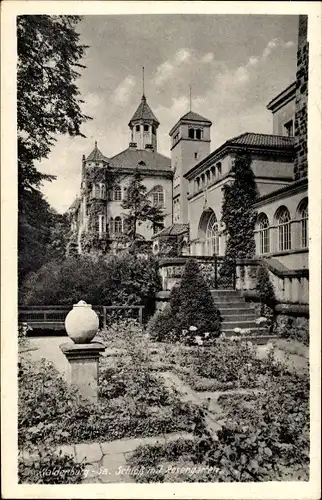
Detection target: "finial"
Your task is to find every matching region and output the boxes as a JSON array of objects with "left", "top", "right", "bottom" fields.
[
  {"left": 189, "top": 85, "right": 192, "bottom": 112},
  {"left": 142, "top": 66, "right": 145, "bottom": 98},
  {"left": 95, "top": 140, "right": 98, "bottom": 148}
]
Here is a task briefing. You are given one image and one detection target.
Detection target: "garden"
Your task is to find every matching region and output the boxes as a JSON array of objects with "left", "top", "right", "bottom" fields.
[{"left": 18, "top": 256, "right": 310, "bottom": 484}]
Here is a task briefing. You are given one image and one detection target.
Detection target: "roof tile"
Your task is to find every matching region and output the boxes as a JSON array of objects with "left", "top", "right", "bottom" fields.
[
  {"left": 228, "top": 132, "right": 294, "bottom": 149},
  {"left": 129, "top": 95, "right": 159, "bottom": 124},
  {"left": 109, "top": 148, "right": 171, "bottom": 172}
]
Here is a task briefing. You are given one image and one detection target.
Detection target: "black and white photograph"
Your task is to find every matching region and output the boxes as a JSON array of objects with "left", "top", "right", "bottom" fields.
[{"left": 1, "top": 2, "right": 321, "bottom": 498}]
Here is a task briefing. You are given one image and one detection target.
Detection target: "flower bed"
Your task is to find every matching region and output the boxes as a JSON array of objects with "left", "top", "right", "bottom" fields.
[{"left": 126, "top": 368, "right": 309, "bottom": 482}]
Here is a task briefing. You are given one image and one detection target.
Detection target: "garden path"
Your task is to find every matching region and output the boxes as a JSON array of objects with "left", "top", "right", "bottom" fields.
[{"left": 21, "top": 432, "right": 194, "bottom": 484}]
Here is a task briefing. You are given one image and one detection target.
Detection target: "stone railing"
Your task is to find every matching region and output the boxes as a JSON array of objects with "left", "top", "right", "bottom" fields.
[
  {"left": 158, "top": 256, "right": 215, "bottom": 291},
  {"left": 236, "top": 258, "right": 309, "bottom": 305}
]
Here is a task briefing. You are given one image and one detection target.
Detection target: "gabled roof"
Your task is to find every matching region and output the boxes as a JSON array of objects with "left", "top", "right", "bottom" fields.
[
  {"left": 86, "top": 142, "right": 109, "bottom": 162},
  {"left": 109, "top": 148, "right": 171, "bottom": 172},
  {"left": 180, "top": 111, "right": 212, "bottom": 124},
  {"left": 129, "top": 95, "right": 159, "bottom": 125}
]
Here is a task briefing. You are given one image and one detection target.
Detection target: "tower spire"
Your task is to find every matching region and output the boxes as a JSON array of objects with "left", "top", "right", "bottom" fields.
[{"left": 142, "top": 66, "right": 145, "bottom": 98}]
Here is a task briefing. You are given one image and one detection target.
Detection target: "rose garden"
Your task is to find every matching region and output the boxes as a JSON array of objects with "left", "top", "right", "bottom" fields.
[{"left": 18, "top": 254, "right": 309, "bottom": 484}]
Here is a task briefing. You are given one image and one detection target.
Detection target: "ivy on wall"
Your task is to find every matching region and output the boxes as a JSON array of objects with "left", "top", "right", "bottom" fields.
[{"left": 221, "top": 154, "right": 258, "bottom": 276}]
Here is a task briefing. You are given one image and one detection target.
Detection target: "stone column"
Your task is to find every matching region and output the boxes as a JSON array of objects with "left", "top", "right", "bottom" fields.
[{"left": 60, "top": 342, "right": 105, "bottom": 403}]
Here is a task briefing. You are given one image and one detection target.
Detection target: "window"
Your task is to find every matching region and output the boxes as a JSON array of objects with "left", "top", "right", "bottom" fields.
[
  {"left": 284, "top": 120, "right": 294, "bottom": 137},
  {"left": 144, "top": 125, "right": 149, "bottom": 132},
  {"left": 201, "top": 173, "right": 205, "bottom": 188},
  {"left": 113, "top": 185, "right": 122, "bottom": 201},
  {"left": 196, "top": 129, "right": 202, "bottom": 140},
  {"left": 196, "top": 177, "right": 200, "bottom": 191},
  {"left": 114, "top": 216, "right": 122, "bottom": 234},
  {"left": 153, "top": 221, "right": 164, "bottom": 234},
  {"left": 152, "top": 186, "right": 164, "bottom": 207},
  {"left": 276, "top": 206, "right": 291, "bottom": 251},
  {"left": 188, "top": 128, "right": 195, "bottom": 139},
  {"left": 92, "top": 184, "right": 100, "bottom": 198},
  {"left": 206, "top": 170, "right": 211, "bottom": 184},
  {"left": 194, "top": 152, "right": 198, "bottom": 159},
  {"left": 257, "top": 213, "right": 270, "bottom": 254},
  {"left": 216, "top": 162, "right": 222, "bottom": 176},
  {"left": 98, "top": 214, "right": 106, "bottom": 235},
  {"left": 298, "top": 198, "right": 308, "bottom": 248},
  {"left": 206, "top": 213, "right": 219, "bottom": 256},
  {"left": 152, "top": 126, "right": 156, "bottom": 135},
  {"left": 136, "top": 125, "right": 140, "bottom": 132}
]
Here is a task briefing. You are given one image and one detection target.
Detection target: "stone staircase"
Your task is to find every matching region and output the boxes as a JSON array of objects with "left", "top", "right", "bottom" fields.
[{"left": 211, "top": 289, "right": 266, "bottom": 336}]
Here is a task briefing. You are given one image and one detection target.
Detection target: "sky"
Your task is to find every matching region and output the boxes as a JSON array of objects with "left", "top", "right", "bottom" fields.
[{"left": 38, "top": 14, "right": 299, "bottom": 213}]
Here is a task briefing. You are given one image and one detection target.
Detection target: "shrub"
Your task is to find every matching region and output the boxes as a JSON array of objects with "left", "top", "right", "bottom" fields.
[
  {"left": 146, "top": 305, "right": 176, "bottom": 342},
  {"left": 256, "top": 263, "right": 276, "bottom": 310},
  {"left": 274, "top": 315, "right": 309, "bottom": 346},
  {"left": 20, "top": 253, "right": 161, "bottom": 318},
  {"left": 150, "top": 259, "right": 221, "bottom": 342},
  {"left": 19, "top": 449, "right": 84, "bottom": 484}
]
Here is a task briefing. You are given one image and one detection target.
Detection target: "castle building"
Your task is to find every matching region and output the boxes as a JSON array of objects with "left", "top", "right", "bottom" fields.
[
  {"left": 70, "top": 93, "right": 173, "bottom": 252},
  {"left": 70, "top": 16, "right": 308, "bottom": 302}
]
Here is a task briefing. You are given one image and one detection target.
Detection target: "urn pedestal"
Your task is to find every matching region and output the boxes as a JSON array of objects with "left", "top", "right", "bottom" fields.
[
  {"left": 60, "top": 301, "right": 105, "bottom": 402},
  {"left": 60, "top": 342, "right": 105, "bottom": 403}
]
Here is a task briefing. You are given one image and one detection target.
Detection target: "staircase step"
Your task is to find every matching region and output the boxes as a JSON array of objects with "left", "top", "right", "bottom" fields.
[
  {"left": 220, "top": 307, "right": 256, "bottom": 315},
  {"left": 221, "top": 314, "right": 256, "bottom": 322},
  {"left": 215, "top": 301, "right": 254, "bottom": 308},
  {"left": 221, "top": 320, "right": 258, "bottom": 329},
  {"left": 222, "top": 327, "right": 267, "bottom": 336}
]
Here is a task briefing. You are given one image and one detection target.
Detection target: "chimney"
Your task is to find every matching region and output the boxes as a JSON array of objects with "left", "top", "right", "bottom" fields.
[{"left": 129, "top": 142, "right": 137, "bottom": 149}]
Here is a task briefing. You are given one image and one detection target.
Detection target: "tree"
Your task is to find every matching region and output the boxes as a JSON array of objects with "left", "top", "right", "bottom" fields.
[
  {"left": 148, "top": 259, "right": 221, "bottom": 342},
  {"left": 17, "top": 15, "right": 90, "bottom": 280},
  {"left": 171, "top": 259, "right": 221, "bottom": 338},
  {"left": 121, "top": 168, "right": 164, "bottom": 243},
  {"left": 17, "top": 15, "right": 90, "bottom": 192},
  {"left": 221, "top": 154, "right": 258, "bottom": 276}
]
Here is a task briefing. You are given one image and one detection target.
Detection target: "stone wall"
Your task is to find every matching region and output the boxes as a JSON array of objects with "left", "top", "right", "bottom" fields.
[{"left": 294, "top": 15, "right": 309, "bottom": 180}]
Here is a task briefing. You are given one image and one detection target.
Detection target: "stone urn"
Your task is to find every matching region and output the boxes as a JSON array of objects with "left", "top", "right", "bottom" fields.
[{"left": 65, "top": 300, "right": 99, "bottom": 344}]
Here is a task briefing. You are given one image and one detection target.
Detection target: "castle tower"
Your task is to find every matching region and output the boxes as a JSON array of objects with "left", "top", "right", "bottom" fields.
[
  {"left": 169, "top": 110, "right": 212, "bottom": 224},
  {"left": 128, "top": 94, "right": 160, "bottom": 151}
]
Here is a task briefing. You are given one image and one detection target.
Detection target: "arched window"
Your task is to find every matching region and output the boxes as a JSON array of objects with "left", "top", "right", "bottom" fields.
[
  {"left": 206, "top": 212, "right": 219, "bottom": 256},
  {"left": 196, "top": 177, "right": 200, "bottom": 191},
  {"left": 201, "top": 173, "right": 205, "bottom": 188},
  {"left": 114, "top": 216, "right": 122, "bottom": 234},
  {"left": 152, "top": 186, "right": 165, "bottom": 207},
  {"left": 298, "top": 198, "right": 308, "bottom": 248},
  {"left": 257, "top": 213, "right": 270, "bottom": 254},
  {"left": 276, "top": 206, "right": 291, "bottom": 251},
  {"left": 206, "top": 170, "right": 211, "bottom": 184},
  {"left": 113, "top": 185, "right": 122, "bottom": 201}
]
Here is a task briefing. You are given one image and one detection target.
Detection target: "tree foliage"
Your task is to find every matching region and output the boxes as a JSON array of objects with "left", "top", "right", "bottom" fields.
[
  {"left": 17, "top": 15, "right": 90, "bottom": 279},
  {"left": 18, "top": 190, "right": 70, "bottom": 281},
  {"left": 221, "top": 154, "right": 258, "bottom": 275},
  {"left": 17, "top": 15, "right": 90, "bottom": 191},
  {"left": 121, "top": 168, "right": 164, "bottom": 242}
]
